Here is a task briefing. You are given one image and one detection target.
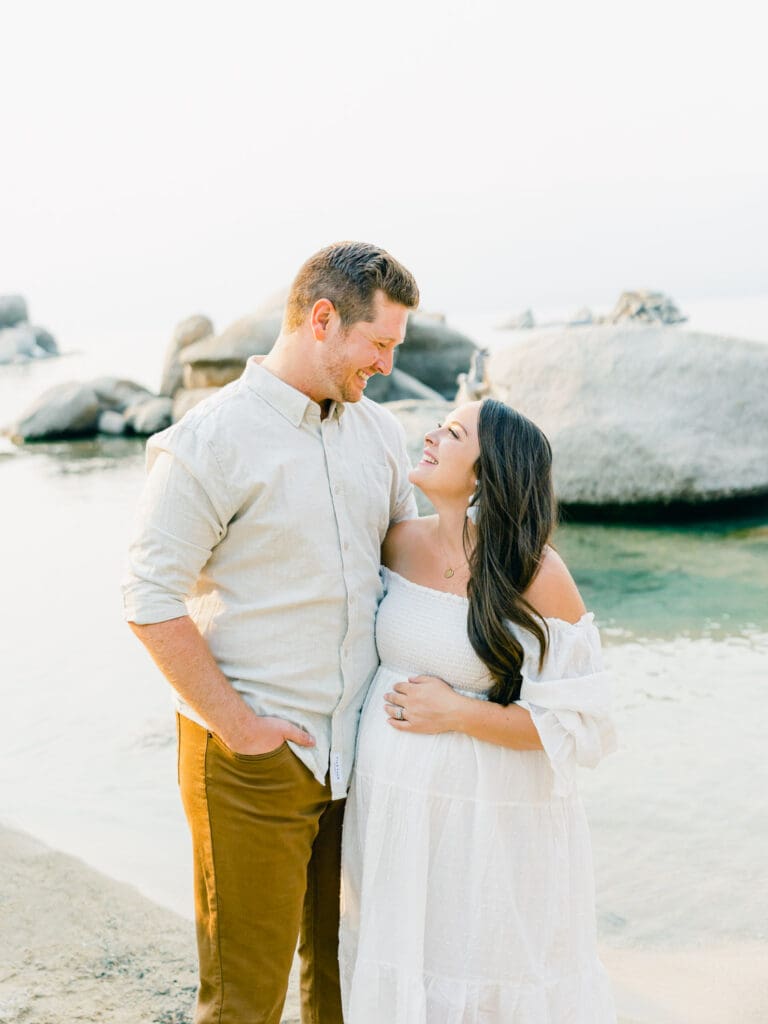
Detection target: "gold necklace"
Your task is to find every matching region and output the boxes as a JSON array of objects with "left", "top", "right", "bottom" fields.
[{"left": 436, "top": 532, "right": 468, "bottom": 579}]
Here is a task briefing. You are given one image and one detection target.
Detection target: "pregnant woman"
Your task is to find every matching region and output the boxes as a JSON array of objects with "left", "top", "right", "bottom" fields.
[{"left": 339, "top": 399, "right": 617, "bottom": 1023}]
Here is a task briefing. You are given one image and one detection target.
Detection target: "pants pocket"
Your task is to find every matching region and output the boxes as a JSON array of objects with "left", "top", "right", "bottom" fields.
[{"left": 208, "top": 732, "right": 290, "bottom": 765}]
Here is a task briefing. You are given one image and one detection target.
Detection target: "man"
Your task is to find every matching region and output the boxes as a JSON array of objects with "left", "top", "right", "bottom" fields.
[{"left": 123, "top": 242, "right": 420, "bottom": 1023}]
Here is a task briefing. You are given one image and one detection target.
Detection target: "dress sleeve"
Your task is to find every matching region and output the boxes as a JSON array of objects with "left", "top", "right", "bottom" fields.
[{"left": 515, "top": 614, "right": 617, "bottom": 798}]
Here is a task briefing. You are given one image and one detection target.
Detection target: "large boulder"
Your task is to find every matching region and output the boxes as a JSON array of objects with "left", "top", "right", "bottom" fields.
[
  {"left": 8, "top": 382, "right": 102, "bottom": 441},
  {"left": 159, "top": 314, "right": 214, "bottom": 398},
  {"left": 398, "top": 314, "right": 478, "bottom": 398},
  {"left": 486, "top": 325, "right": 768, "bottom": 507},
  {"left": 91, "top": 377, "right": 154, "bottom": 412},
  {"left": 0, "top": 295, "right": 28, "bottom": 328},
  {"left": 6, "top": 376, "right": 166, "bottom": 441},
  {"left": 179, "top": 314, "right": 281, "bottom": 388}
]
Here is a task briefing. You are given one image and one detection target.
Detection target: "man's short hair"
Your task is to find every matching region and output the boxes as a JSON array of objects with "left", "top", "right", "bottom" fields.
[{"left": 284, "top": 241, "right": 419, "bottom": 332}]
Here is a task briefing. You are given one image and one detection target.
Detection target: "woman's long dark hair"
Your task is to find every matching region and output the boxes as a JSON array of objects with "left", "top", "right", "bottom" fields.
[{"left": 465, "top": 400, "right": 557, "bottom": 705}]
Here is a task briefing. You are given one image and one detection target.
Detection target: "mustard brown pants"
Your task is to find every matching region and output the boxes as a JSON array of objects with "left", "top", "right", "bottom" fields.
[{"left": 177, "top": 713, "right": 345, "bottom": 1024}]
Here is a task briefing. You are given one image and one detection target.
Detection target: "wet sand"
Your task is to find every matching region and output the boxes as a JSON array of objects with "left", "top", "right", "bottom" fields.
[{"left": 1, "top": 824, "right": 765, "bottom": 1024}]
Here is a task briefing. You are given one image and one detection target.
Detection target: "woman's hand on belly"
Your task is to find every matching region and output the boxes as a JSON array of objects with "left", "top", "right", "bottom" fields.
[{"left": 383, "top": 675, "right": 466, "bottom": 734}]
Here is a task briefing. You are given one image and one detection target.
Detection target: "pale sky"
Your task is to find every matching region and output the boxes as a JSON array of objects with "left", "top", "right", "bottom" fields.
[{"left": 2, "top": 0, "right": 767, "bottom": 341}]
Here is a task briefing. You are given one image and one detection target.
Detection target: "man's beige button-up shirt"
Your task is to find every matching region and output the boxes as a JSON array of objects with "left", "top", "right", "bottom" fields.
[{"left": 122, "top": 359, "right": 418, "bottom": 798}]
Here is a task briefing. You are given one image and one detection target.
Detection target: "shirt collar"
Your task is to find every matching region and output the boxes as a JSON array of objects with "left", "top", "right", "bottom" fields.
[{"left": 243, "top": 358, "right": 346, "bottom": 427}]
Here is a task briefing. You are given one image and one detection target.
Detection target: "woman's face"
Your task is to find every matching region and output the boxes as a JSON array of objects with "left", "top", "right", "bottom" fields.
[{"left": 409, "top": 401, "right": 481, "bottom": 500}]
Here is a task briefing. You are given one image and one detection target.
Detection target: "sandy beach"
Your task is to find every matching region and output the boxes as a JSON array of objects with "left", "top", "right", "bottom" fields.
[
  {"left": 2, "top": 823, "right": 766, "bottom": 1024},
  {"left": 0, "top": 826, "right": 301, "bottom": 1024}
]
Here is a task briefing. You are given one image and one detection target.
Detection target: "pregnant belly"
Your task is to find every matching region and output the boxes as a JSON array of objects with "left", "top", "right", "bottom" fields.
[{"left": 355, "top": 667, "right": 558, "bottom": 805}]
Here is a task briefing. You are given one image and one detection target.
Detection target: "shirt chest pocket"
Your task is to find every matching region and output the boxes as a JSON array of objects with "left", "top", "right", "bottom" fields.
[{"left": 345, "top": 460, "right": 392, "bottom": 542}]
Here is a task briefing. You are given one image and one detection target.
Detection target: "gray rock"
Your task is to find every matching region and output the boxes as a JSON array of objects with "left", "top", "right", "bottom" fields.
[
  {"left": 496, "top": 309, "right": 535, "bottom": 330},
  {"left": 175, "top": 315, "right": 282, "bottom": 389},
  {"left": 124, "top": 396, "right": 173, "bottom": 435},
  {"left": 486, "top": 325, "right": 768, "bottom": 506},
  {"left": 97, "top": 410, "right": 127, "bottom": 435},
  {"left": 182, "top": 361, "right": 244, "bottom": 390},
  {"left": 0, "top": 295, "right": 28, "bottom": 328},
  {"left": 181, "top": 314, "right": 282, "bottom": 367},
  {"left": 32, "top": 325, "right": 58, "bottom": 354},
  {"left": 91, "top": 378, "right": 154, "bottom": 412},
  {"left": 0, "top": 317, "right": 58, "bottom": 363},
  {"left": 173, "top": 387, "right": 220, "bottom": 422},
  {"left": 159, "top": 315, "right": 214, "bottom": 398},
  {"left": 356, "top": 372, "right": 390, "bottom": 403},
  {"left": 383, "top": 398, "right": 455, "bottom": 514},
  {"left": 604, "top": 290, "right": 687, "bottom": 325},
  {"left": 9, "top": 381, "right": 102, "bottom": 441},
  {"left": 174, "top": 314, "right": 215, "bottom": 350},
  {"left": 364, "top": 367, "right": 446, "bottom": 404},
  {"left": 0, "top": 324, "right": 38, "bottom": 363},
  {"left": 398, "top": 314, "right": 478, "bottom": 398}
]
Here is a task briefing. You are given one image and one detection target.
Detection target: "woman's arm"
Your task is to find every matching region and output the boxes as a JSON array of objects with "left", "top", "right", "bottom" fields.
[{"left": 385, "top": 675, "right": 543, "bottom": 750}]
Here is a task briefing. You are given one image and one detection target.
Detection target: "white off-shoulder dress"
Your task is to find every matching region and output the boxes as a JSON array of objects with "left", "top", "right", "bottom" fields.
[{"left": 339, "top": 568, "right": 618, "bottom": 1023}]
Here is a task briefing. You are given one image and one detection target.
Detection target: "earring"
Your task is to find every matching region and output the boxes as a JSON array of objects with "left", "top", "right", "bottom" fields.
[{"left": 467, "top": 483, "right": 480, "bottom": 524}]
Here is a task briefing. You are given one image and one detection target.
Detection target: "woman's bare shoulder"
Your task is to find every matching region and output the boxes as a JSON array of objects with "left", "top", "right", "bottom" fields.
[
  {"left": 524, "top": 546, "right": 587, "bottom": 624},
  {"left": 382, "top": 516, "right": 435, "bottom": 572}
]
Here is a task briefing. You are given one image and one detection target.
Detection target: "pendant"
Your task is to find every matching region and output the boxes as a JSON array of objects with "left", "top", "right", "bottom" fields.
[{"left": 444, "top": 567, "right": 454, "bottom": 579}]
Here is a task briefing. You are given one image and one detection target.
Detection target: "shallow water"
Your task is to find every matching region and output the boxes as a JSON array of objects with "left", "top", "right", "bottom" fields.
[{"left": 1, "top": 318, "right": 767, "bottom": 949}]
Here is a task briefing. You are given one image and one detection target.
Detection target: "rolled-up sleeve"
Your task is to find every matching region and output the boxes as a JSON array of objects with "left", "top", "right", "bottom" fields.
[
  {"left": 515, "top": 616, "right": 618, "bottom": 798},
  {"left": 122, "top": 426, "right": 232, "bottom": 624}
]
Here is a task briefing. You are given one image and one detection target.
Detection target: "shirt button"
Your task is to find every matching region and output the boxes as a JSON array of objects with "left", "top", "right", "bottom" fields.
[{"left": 343, "top": 541, "right": 350, "bottom": 551}]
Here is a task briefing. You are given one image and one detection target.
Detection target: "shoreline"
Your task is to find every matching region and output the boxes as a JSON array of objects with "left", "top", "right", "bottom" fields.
[{"left": 1, "top": 824, "right": 765, "bottom": 1024}]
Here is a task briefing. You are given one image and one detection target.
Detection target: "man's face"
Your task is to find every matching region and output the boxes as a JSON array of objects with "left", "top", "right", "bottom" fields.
[{"left": 323, "top": 290, "right": 409, "bottom": 404}]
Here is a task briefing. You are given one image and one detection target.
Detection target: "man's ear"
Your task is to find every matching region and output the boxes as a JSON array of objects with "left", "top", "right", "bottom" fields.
[{"left": 310, "top": 298, "right": 336, "bottom": 342}]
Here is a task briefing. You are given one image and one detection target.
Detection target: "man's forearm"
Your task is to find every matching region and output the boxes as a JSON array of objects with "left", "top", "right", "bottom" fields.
[{"left": 129, "top": 615, "right": 262, "bottom": 749}]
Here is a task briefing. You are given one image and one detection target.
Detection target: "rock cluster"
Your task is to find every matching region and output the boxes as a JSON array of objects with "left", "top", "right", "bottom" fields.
[
  {"left": 497, "top": 290, "right": 686, "bottom": 333},
  {"left": 7, "top": 284, "right": 765, "bottom": 518},
  {"left": 8, "top": 378, "right": 172, "bottom": 442},
  {"left": 0, "top": 295, "right": 59, "bottom": 364},
  {"left": 6, "top": 300, "right": 475, "bottom": 442},
  {"left": 167, "top": 306, "right": 478, "bottom": 413},
  {"left": 603, "top": 290, "right": 687, "bottom": 325}
]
